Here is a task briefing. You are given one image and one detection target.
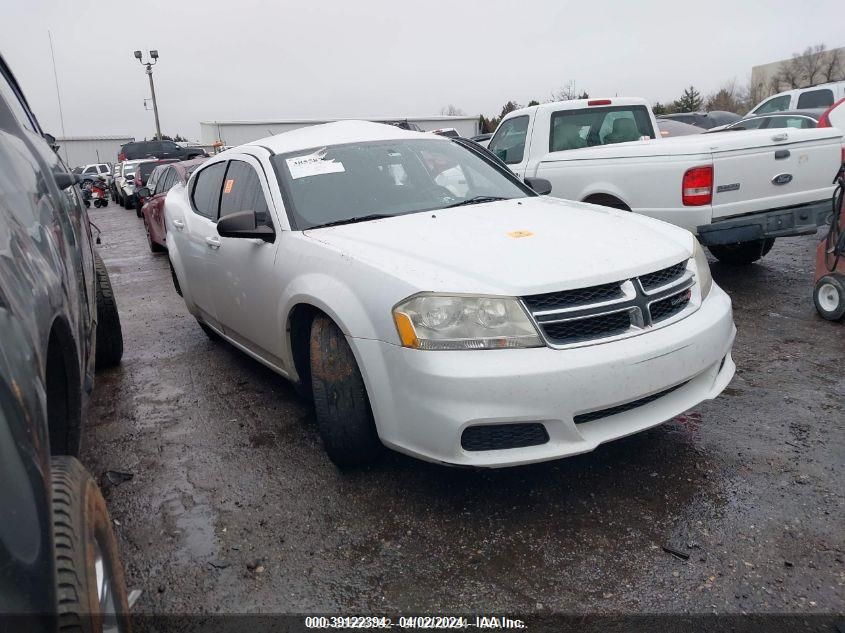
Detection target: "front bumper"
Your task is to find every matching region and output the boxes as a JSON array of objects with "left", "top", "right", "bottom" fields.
[
  {"left": 697, "top": 199, "right": 831, "bottom": 245},
  {"left": 353, "top": 284, "right": 735, "bottom": 467}
]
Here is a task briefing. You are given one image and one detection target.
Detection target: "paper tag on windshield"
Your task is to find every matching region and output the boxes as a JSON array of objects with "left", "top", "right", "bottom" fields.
[{"left": 286, "top": 148, "right": 345, "bottom": 179}]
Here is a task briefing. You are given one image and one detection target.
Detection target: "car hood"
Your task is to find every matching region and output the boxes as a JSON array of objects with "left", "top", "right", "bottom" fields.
[{"left": 303, "top": 197, "right": 694, "bottom": 296}]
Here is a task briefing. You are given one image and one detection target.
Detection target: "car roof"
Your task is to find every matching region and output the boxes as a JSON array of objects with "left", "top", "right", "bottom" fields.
[
  {"left": 240, "top": 120, "right": 440, "bottom": 155},
  {"left": 742, "top": 108, "right": 824, "bottom": 120},
  {"left": 121, "top": 158, "right": 158, "bottom": 167}
]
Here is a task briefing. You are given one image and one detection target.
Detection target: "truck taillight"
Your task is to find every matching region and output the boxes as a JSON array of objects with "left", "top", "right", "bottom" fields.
[
  {"left": 118, "top": 153, "right": 126, "bottom": 161},
  {"left": 587, "top": 99, "right": 612, "bottom": 106},
  {"left": 682, "top": 166, "right": 713, "bottom": 206}
]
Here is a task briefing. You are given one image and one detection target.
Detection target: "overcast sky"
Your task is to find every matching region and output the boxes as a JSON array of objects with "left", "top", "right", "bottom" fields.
[{"left": 2, "top": 0, "right": 843, "bottom": 142}]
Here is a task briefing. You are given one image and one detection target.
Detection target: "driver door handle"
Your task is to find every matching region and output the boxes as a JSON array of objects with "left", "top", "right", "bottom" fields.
[
  {"left": 172, "top": 219, "right": 185, "bottom": 231},
  {"left": 205, "top": 236, "right": 221, "bottom": 250}
]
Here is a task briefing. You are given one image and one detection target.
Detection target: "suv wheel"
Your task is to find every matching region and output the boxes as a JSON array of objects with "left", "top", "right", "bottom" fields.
[
  {"left": 309, "top": 315, "right": 382, "bottom": 467},
  {"left": 51, "top": 456, "right": 130, "bottom": 632},
  {"left": 94, "top": 253, "right": 124, "bottom": 368},
  {"left": 708, "top": 238, "right": 775, "bottom": 266}
]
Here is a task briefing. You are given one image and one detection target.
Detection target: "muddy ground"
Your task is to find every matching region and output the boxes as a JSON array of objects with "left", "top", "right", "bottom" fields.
[{"left": 83, "top": 206, "right": 844, "bottom": 618}]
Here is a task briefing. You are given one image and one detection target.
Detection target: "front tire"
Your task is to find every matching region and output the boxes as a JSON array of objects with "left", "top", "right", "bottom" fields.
[
  {"left": 708, "top": 238, "right": 775, "bottom": 266},
  {"left": 94, "top": 253, "right": 124, "bottom": 368},
  {"left": 51, "top": 456, "right": 130, "bottom": 633},
  {"left": 814, "top": 274, "right": 845, "bottom": 321},
  {"left": 309, "top": 315, "right": 382, "bottom": 467}
]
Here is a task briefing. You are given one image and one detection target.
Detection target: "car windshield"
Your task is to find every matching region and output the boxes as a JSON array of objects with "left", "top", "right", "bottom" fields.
[
  {"left": 138, "top": 162, "right": 158, "bottom": 180},
  {"left": 271, "top": 139, "right": 528, "bottom": 230}
]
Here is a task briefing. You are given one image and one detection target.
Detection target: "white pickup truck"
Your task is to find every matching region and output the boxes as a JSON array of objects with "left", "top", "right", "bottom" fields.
[{"left": 489, "top": 98, "right": 844, "bottom": 264}]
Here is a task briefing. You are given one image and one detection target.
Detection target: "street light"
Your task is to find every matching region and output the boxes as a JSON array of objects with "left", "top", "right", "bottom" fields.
[{"left": 133, "top": 49, "right": 162, "bottom": 141}]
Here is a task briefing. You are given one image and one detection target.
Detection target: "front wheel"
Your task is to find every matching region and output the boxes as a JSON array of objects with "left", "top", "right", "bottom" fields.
[
  {"left": 51, "top": 456, "right": 130, "bottom": 633},
  {"left": 708, "top": 238, "right": 775, "bottom": 266},
  {"left": 309, "top": 315, "right": 382, "bottom": 467},
  {"left": 94, "top": 252, "right": 124, "bottom": 368},
  {"left": 814, "top": 274, "right": 845, "bottom": 321}
]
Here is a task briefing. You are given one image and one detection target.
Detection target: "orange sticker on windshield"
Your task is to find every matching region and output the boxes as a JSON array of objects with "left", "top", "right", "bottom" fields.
[
  {"left": 508, "top": 230, "right": 534, "bottom": 238},
  {"left": 224, "top": 179, "right": 235, "bottom": 194}
]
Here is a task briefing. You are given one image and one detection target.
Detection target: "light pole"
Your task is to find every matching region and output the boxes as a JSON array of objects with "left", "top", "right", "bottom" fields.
[{"left": 133, "top": 49, "right": 162, "bottom": 140}]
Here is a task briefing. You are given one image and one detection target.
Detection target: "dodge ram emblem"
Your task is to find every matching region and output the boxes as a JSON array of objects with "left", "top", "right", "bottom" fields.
[{"left": 772, "top": 173, "right": 793, "bottom": 185}]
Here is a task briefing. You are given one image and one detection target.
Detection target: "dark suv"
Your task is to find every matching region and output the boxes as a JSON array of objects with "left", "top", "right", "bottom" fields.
[
  {"left": 0, "top": 55, "right": 129, "bottom": 629},
  {"left": 118, "top": 139, "right": 205, "bottom": 162}
]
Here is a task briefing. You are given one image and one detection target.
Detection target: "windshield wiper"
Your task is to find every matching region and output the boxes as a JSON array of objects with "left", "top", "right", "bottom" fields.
[
  {"left": 309, "top": 214, "right": 392, "bottom": 229},
  {"left": 444, "top": 196, "right": 510, "bottom": 208}
]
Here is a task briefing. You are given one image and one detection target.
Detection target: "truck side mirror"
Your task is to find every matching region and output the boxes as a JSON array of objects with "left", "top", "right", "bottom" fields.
[{"left": 524, "top": 177, "right": 552, "bottom": 195}]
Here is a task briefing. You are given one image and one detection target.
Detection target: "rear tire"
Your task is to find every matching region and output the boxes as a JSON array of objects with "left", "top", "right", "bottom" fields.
[
  {"left": 51, "top": 456, "right": 130, "bottom": 633},
  {"left": 309, "top": 315, "right": 382, "bottom": 467},
  {"left": 123, "top": 196, "right": 132, "bottom": 211},
  {"left": 813, "top": 274, "right": 845, "bottom": 321},
  {"left": 708, "top": 238, "right": 775, "bottom": 265},
  {"left": 94, "top": 253, "right": 124, "bottom": 369}
]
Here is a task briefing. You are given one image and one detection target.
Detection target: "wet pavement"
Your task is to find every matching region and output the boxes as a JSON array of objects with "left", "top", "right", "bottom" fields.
[{"left": 83, "top": 205, "right": 844, "bottom": 616}]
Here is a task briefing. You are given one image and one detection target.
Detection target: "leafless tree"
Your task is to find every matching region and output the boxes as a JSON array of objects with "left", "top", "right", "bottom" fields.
[
  {"left": 440, "top": 104, "right": 466, "bottom": 116},
  {"left": 551, "top": 81, "right": 589, "bottom": 102},
  {"left": 773, "top": 57, "right": 803, "bottom": 90},
  {"left": 794, "top": 44, "right": 827, "bottom": 87},
  {"left": 821, "top": 47, "right": 844, "bottom": 83},
  {"left": 706, "top": 79, "right": 747, "bottom": 113}
]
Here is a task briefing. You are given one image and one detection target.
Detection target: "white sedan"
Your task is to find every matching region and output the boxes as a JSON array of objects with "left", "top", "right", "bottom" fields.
[{"left": 165, "top": 121, "right": 736, "bottom": 468}]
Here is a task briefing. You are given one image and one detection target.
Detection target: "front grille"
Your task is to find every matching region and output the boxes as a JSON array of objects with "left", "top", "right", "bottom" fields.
[
  {"left": 573, "top": 381, "right": 689, "bottom": 425},
  {"left": 521, "top": 259, "right": 693, "bottom": 348},
  {"left": 639, "top": 261, "right": 687, "bottom": 291},
  {"left": 461, "top": 423, "right": 549, "bottom": 451},
  {"left": 650, "top": 290, "right": 692, "bottom": 323},
  {"left": 523, "top": 282, "right": 624, "bottom": 312},
  {"left": 541, "top": 310, "right": 632, "bottom": 345}
]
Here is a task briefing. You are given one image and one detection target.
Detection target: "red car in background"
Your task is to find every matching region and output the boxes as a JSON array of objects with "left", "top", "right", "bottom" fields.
[
  {"left": 132, "top": 158, "right": 179, "bottom": 216},
  {"left": 138, "top": 157, "right": 207, "bottom": 252}
]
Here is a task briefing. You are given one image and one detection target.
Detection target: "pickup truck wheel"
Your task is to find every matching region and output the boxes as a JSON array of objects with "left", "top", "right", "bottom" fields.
[
  {"left": 708, "top": 238, "right": 775, "bottom": 265},
  {"left": 94, "top": 253, "right": 124, "bottom": 369},
  {"left": 51, "top": 456, "right": 130, "bottom": 633},
  {"left": 309, "top": 315, "right": 382, "bottom": 467},
  {"left": 814, "top": 274, "right": 845, "bottom": 321}
]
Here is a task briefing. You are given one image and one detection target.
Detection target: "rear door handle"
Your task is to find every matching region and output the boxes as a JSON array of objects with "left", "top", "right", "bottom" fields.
[
  {"left": 774, "top": 149, "right": 790, "bottom": 160},
  {"left": 205, "top": 236, "right": 221, "bottom": 250},
  {"left": 172, "top": 219, "right": 185, "bottom": 231}
]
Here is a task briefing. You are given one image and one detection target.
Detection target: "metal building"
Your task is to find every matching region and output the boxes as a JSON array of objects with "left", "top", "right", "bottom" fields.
[
  {"left": 55, "top": 136, "right": 134, "bottom": 168},
  {"left": 200, "top": 116, "right": 480, "bottom": 148}
]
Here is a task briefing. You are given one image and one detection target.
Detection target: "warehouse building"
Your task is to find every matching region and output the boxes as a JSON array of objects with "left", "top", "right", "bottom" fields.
[
  {"left": 55, "top": 135, "right": 134, "bottom": 169},
  {"left": 199, "top": 116, "right": 480, "bottom": 148}
]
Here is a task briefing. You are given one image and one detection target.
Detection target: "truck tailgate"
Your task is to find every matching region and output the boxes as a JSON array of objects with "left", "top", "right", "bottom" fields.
[{"left": 710, "top": 128, "right": 842, "bottom": 220}]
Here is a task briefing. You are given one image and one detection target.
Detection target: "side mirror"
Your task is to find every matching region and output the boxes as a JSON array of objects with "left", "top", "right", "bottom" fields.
[
  {"left": 524, "top": 177, "right": 552, "bottom": 195},
  {"left": 217, "top": 210, "right": 275, "bottom": 242},
  {"left": 137, "top": 187, "right": 151, "bottom": 199},
  {"left": 54, "top": 173, "right": 81, "bottom": 190}
]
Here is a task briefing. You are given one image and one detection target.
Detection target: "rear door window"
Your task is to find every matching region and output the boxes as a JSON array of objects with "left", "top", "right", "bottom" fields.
[
  {"left": 191, "top": 161, "right": 226, "bottom": 221},
  {"left": 796, "top": 89, "right": 834, "bottom": 109},
  {"left": 488, "top": 116, "right": 529, "bottom": 164},
  {"left": 550, "top": 105, "right": 654, "bottom": 151},
  {"left": 220, "top": 160, "right": 271, "bottom": 225}
]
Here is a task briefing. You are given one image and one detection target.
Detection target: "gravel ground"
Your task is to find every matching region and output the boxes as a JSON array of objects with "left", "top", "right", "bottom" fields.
[{"left": 82, "top": 205, "right": 844, "bottom": 620}]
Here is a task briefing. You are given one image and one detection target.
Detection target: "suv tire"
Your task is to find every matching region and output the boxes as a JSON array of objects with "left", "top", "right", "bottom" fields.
[
  {"left": 94, "top": 253, "right": 124, "bottom": 368},
  {"left": 51, "top": 456, "right": 130, "bottom": 633},
  {"left": 708, "top": 238, "right": 775, "bottom": 265},
  {"left": 309, "top": 315, "right": 382, "bottom": 467}
]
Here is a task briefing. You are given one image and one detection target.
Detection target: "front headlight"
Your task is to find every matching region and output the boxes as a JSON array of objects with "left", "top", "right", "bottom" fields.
[
  {"left": 392, "top": 294, "right": 543, "bottom": 350},
  {"left": 693, "top": 240, "right": 713, "bottom": 299}
]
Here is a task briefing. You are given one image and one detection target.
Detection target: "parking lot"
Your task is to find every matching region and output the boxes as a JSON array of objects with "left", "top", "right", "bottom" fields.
[{"left": 83, "top": 205, "right": 843, "bottom": 615}]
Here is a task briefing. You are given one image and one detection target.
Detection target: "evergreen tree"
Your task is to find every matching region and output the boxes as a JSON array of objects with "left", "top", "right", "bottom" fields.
[{"left": 673, "top": 86, "right": 703, "bottom": 113}]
